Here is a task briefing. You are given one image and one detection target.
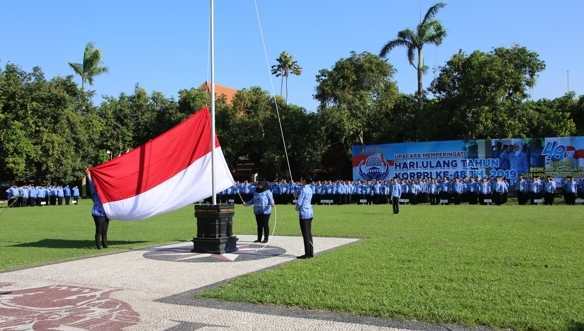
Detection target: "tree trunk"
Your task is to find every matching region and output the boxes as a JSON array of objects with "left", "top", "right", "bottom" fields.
[
  {"left": 285, "top": 75, "right": 288, "bottom": 104},
  {"left": 280, "top": 76, "right": 284, "bottom": 98},
  {"left": 417, "top": 48, "right": 424, "bottom": 108}
]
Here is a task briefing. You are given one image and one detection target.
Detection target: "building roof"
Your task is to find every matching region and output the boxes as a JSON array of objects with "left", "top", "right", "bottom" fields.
[{"left": 199, "top": 81, "right": 238, "bottom": 105}]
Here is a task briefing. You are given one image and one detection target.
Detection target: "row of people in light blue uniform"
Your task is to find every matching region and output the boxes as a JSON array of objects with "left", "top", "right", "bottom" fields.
[
  {"left": 5, "top": 185, "right": 80, "bottom": 207},
  {"left": 218, "top": 176, "right": 584, "bottom": 206}
]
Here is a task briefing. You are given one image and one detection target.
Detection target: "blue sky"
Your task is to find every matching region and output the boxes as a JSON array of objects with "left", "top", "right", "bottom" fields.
[{"left": 1, "top": 0, "right": 583, "bottom": 111}]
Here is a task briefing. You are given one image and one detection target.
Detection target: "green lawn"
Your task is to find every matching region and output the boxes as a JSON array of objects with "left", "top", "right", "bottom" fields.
[{"left": 1, "top": 202, "right": 583, "bottom": 330}]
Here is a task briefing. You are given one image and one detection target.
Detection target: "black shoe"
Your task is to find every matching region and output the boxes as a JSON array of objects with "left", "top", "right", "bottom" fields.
[
  {"left": 253, "top": 240, "right": 261, "bottom": 243},
  {"left": 102, "top": 243, "right": 108, "bottom": 248},
  {"left": 297, "top": 255, "right": 307, "bottom": 259},
  {"left": 261, "top": 239, "right": 268, "bottom": 244},
  {"left": 307, "top": 255, "right": 314, "bottom": 259},
  {"left": 96, "top": 245, "right": 102, "bottom": 250}
]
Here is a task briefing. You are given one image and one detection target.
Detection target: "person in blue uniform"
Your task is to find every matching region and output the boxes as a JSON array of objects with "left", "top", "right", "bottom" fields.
[
  {"left": 249, "top": 181, "right": 275, "bottom": 243},
  {"left": 391, "top": 178, "right": 402, "bottom": 214},
  {"left": 493, "top": 177, "right": 505, "bottom": 205},
  {"left": 578, "top": 177, "right": 584, "bottom": 199},
  {"left": 64, "top": 185, "right": 71, "bottom": 205},
  {"left": 56, "top": 186, "right": 64, "bottom": 205},
  {"left": 563, "top": 176, "right": 577, "bottom": 205},
  {"left": 543, "top": 176, "right": 556, "bottom": 205},
  {"left": 295, "top": 178, "right": 314, "bottom": 259},
  {"left": 21, "top": 186, "right": 29, "bottom": 207},
  {"left": 516, "top": 176, "right": 529, "bottom": 205},
  {"left": 479, "top": 178, "right": 491, "bottom": 204},
  {"left": 453, "top": 178, "right": 464, "bottom": 205},
  {"left": 88, "top": 177, "right": 109, "bottom": 249},
  {"left": 5, "top": 186, "right": 16, "bottom": 207},
  {"left": 72, "top": 186, "right": 80, "bottom": 204},
  {"left": 439, "top": 178, "right": 450, "bottom": 204},
  {"left": 530, "top": 177, "right": 543, "bottom": 204},
  {"left": 429, "top": 179, "right": 438, "bottom": 205}
]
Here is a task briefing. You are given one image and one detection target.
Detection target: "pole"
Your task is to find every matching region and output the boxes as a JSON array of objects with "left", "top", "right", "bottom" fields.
[
  {"left": 567, "top": 70, "right": 571, "bottom": 93},
  {"left": 210, "top": 0, "right": 216, "bottom": 205}
]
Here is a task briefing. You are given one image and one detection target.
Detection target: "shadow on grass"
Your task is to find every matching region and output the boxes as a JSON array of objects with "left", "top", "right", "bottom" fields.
[
  {"left": 569, "top": 321, "right": 584, "bottom": 331},
  {"left": 11, "top": 239, "right": 146, "bottom": 249}
]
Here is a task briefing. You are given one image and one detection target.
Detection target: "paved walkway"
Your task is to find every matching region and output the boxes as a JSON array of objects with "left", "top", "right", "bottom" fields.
[{"left": 0, "top": 235, "right": 426, "bottom": 331}]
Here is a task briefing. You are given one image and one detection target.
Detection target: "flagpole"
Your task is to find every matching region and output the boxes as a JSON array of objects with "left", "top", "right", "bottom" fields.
[{"left": 210, "top": 0, "right": 216, "bottom": 205}]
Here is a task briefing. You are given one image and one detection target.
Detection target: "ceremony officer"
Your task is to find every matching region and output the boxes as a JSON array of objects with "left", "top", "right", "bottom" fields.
[
  {"left": 249, "top": 181, "right": 275, "bottom": 243},
  {"left": 391, "top": 179, "right": 402, "bottom": 214},
  {"left": 88, "top": 178, "right": 110, "bottom": 249},
  {"left": 296, "top": 178, "right": 314, "bottom": 259}
]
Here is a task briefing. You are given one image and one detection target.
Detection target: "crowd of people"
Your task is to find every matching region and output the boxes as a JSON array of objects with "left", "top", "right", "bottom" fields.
[
  {"left": 219, "top": 176, "right": 584, "bottom": 206},
  {"left": 4, "top": 185, "right": 80, "bottom": 207}
]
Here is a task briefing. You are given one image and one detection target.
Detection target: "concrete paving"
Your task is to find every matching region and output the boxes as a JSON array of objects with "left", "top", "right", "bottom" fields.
[{"left": 0, "top": 235, "right": 424, "bottom": 331}]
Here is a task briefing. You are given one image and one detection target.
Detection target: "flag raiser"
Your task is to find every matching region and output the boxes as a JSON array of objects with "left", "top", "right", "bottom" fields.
[{"left": 88, "top": 108, "right": 234, "bottom": 220}]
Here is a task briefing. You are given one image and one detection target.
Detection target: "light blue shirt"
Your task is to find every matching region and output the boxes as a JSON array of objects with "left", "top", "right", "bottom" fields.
[
  {"left": 89, "top": 180, "right": 107, "bottom": 217},
  {"left": 391, "top": 183, "right": 402, "bottom": 198},
  {"left": 296, "top": 185, "right": 313, "bottom": 220},
  {"left": 252, "top": 190, "right": 274, "bottom": 215}
]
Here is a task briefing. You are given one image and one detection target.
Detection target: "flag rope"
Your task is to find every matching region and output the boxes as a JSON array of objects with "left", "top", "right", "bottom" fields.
[{"left": 252, "top": 0, "right": 294, "bottom": 184}]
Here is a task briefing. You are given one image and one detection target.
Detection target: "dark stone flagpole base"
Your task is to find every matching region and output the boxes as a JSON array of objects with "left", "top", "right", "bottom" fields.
[{"left": 192, "top": 204, "right": 238, "bottom": 254}]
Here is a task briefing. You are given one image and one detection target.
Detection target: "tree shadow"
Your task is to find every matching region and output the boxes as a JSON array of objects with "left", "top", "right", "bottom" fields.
[
  {"left": 568, "top": 321, "right": 584, "bottom": 331},
  {"left": 11, "top": 239, "right": 146, "bottom": 249}
]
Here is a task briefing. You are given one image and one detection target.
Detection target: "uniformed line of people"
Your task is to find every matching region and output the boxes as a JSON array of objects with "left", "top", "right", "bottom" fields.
[
  {"left": 219, "top": 176, "right": 584, "bottom": 206},
  {"left": 4, "top": 185, "right": 80, "bottom": 207}
]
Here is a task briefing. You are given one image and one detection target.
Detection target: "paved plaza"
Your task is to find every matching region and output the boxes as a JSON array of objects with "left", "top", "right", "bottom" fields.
[{"left": 0, "top": 235, "right": 431, "bottom": 331}]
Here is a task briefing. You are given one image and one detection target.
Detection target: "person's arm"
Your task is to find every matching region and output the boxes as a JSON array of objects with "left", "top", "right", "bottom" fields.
[
  {"left": 296, "top": 189, "right": 304, "bottom": 210},
  {"left": 268, "top": 191, "right": 275, "bottom": 206}
]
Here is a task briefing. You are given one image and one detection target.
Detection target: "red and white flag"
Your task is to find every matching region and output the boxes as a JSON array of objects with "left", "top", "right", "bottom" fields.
[{"left": 88, "top": 108, "right": 234, "bottom": 220}]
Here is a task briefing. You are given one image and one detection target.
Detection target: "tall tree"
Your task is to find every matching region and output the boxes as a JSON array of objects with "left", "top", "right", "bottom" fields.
[
  {"left": 430, "top": 46, "right": 547, "bottom": 139},
  {"left": 315, "top": 52, "right": 398, "bottom": 177},
  {"left": 379, "top": 2, "right": 447, "bottom": 105},
  {"left": 271, "top": 51, "right": 302, "bottom": 103},
  {"left": 68, "top": 42, "right": 108, "bottom": 92}
]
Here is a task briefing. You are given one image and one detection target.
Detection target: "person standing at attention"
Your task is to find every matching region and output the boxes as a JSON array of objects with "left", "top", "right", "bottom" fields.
[
  {"left": 249, "top": 181, "right": 275, "bottom": 243},
  {"left": 296, "top": 178, "right": 314, "bottom": 259},
  {"left": 87, "top": 175, "right": 110, "bottom": 249},
  {"left": 391, "top": 178, "right": 402, "bottom": 214}
]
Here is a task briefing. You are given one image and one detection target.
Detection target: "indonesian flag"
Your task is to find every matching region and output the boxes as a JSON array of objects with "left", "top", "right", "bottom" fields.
[{"left": 88, "top": 108, "right": 234, "bottom": 220}]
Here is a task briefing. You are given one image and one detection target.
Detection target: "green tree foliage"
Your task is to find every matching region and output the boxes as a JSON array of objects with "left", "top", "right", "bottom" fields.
[
  {"left": 2, "top": 42, "right": 584, "bottom": 183},
  {"left": 315, "top": 52, "right": 398, "bottom": 177},
  {"left": 430, "top": 46, "right": 548, "bottom": 139},
  {"left": 0, "top": 64, "right": 97, "bottom": 183}
]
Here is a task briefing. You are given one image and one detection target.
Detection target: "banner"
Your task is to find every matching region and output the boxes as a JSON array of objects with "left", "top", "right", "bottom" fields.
[{"left": 352, "top": 137, "right": 584, "bottom": 183}]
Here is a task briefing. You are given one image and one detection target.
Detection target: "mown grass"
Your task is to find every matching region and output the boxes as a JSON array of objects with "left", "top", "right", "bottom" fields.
[
  {"left": 200, "top": 204, "right": 584, "bottom": 331},
  {"left": 1, "top": 201, "right": 583, "bottom": 330}
]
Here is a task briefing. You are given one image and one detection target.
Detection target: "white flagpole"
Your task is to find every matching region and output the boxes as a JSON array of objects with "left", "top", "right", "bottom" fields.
[{"left": 210, "top": 0, "right": 216, "bottom": 205}]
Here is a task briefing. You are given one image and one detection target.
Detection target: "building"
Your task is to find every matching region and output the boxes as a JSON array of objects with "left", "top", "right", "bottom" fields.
[{"left": 199, "top": 81, "right": 238, "bottom": 105}]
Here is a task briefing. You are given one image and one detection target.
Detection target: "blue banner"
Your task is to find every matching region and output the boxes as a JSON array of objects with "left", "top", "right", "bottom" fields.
[{"left": 353, "top": 137, "right": 584, "bottom": 183}]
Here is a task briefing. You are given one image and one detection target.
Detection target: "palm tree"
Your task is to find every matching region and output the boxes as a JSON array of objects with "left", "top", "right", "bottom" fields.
[
  {"left": 271, "top": 51, "right": 302, "bottom": 103},
  {"left": 68, "top": 42, "right": 108, "bottom": 92},
  {"left": 379, "top": 2, "right": 447, "bottom": 104}
]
